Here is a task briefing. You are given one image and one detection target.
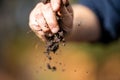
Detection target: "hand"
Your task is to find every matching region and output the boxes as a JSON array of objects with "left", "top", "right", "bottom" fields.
[{"left": 29, "top": 0, "right": 73, "bottom": 41}]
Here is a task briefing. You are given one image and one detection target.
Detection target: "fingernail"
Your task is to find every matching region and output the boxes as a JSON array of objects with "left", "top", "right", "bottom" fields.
[{"left": 51, "top": 27, "right": 59, "bottom": 33}]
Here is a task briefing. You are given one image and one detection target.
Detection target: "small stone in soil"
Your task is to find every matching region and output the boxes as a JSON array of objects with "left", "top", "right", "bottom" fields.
[
  {"left": 47, "top": 63, "right": 51, "bottom": 70},
  {"left": 46, "top": 63, "right": 57, "bottom": 72},
  {"left": 52, "top": 66, "right": 56, "bottom": 71},
  {"left": 48, "top": 56, "right": 52, "bottom": 60}
]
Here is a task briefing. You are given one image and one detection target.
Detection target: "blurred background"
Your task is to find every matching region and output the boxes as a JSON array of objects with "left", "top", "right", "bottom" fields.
[{"left": 0, "top": 0, "right": 120, "bottom": 80}]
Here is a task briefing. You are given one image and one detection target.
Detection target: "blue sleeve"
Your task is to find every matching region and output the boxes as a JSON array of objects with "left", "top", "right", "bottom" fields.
[{"left": 78, "top": 0, "right": 120, "bottom": 43}]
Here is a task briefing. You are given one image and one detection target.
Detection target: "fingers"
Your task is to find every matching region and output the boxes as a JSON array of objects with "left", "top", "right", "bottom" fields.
[
  {"left": 36, "top": 29, "right": 46, "bottom": 41},
  {"left": 29, "top": 0, "right": 73, "bottom": 41},
  {"left": 35, "top": 4, "right": 49, "bottom": 32},
  {"left": 50, "top": 0, "right": 73, "bottom": 33},
  {"left": 51, "top": 0, "right": 61, "bottom": 11},
  {"left": 59, "top": 4, "right": 73, "bottom": 33},
  {"left": 29, "top": 3, "right": 46, "bottom": 41},
  {"left": 41, "top": 3, "right": 59, "bottom": 33},
  {"left": 29, "top": 2, "right": 60, "bottom": 41},
  {"left": 49, "top": 0, "right": 73, "bottom": 35},
  {"left": 51, "top": 0, "right": 68, "bottom": 11},
  {"left": 29, "top": 8, "right": 40, "bottom": 31},
  {"left": 65, "top": 1, "right": 73, "bottom": 16}
]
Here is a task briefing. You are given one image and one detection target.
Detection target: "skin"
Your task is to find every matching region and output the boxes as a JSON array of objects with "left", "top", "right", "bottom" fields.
[
  {"left": 29, "top": 0, "right": 101, "bottom": 42},
  {"left": 71, "top": 4, "right": 100, "bottom": 42}
]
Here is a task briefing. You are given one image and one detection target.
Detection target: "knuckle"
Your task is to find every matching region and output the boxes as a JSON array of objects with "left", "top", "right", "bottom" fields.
[
  {"left": 35, "top": 12, "right": 42, "bottom": 18},
  {"left": 44, "top": 3, "right": 51, "bottom": 10},
  {"left": 29, "top": 10, "right": 34, "bottom": 19},
  {"left": 36, "top": 2, "right": 43, "bottom": 8},
  {"left": 48, "top": 22, "right": 56, "bottom": 28}
]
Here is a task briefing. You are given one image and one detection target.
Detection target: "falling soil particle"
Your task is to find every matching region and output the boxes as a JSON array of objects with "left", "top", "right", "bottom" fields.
[
  {"left": 47, "top": 63, "right": 52, "bottom": 70},
  {"left": 44, "top": 69, "right": 46, "bottom": 71},
  {"left": 86, "top": 72, "right": 88, "bottom": 74},
  {"left": 46, "top": 63, "right": 57, "bottom": 72},
  {"left": 74, "top": 70, "right": 77, "bottom": 72},
  {"left": 62, "top": 69, "right": 66, "bottom": 72},
  {"left": 59, "top": 62, "right": 62, "bottom": 65},
  {"left": 52, "top": 66, "right": 57, "bottom": 71}
]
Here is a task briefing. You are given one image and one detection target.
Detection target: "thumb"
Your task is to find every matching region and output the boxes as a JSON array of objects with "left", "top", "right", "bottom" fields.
[{"left": 58, "top": 5, "right": 73, "bottom": 34}]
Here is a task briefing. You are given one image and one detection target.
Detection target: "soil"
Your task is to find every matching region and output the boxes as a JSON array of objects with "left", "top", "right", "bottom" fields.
[
  {"left": 41, "top": 0, "right": 67, "bottom": 72},
  {"left": 43, "top": 14, "right": 66, "bottom": 71},
  {"left": 46, "top": 63, "right": 57, "bottom": 71},
  {"left": 44, "top": 29, "right": 66, "bottom": 55}
]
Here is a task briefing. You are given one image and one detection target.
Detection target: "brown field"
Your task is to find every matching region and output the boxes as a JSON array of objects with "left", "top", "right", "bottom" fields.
[{"left": 1, "top": 36, "right": 120, "bottom": 80}]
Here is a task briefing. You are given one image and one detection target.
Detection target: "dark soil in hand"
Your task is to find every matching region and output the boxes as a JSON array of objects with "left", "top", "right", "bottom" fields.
[
  {"left": 44, "top": 29, "right": 66, "bottom": 55},
  {"left": 44, "top": 29, "right": 66, "bottom": 71}
]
